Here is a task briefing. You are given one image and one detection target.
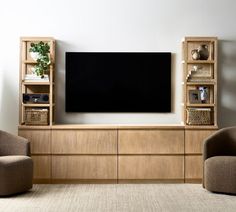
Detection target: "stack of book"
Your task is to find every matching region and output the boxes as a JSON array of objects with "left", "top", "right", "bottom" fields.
[{"left": 24, "top": 74, "right": 49, "bottom": 82}]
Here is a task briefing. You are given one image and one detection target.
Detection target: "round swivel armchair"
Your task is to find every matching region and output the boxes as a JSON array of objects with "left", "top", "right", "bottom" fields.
[
  {"left": 203, "top": 127, "right": 236, "bottom": 194},
  {"left": 0, "top": 130, "right": 33, "bottom": 196}
]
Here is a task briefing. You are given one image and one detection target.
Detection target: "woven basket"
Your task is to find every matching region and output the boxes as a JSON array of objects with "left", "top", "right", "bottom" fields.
[
  {"left": 25, "top": 109, "right": 48, "bottom": 125},
  {"left": 187, "top": 108, "right": 212, "bottom": 125}
]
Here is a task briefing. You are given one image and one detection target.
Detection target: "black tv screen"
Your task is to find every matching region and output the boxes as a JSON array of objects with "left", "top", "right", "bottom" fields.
[{"left": 66, "top": 52, "right": 171, "bottom": 112}]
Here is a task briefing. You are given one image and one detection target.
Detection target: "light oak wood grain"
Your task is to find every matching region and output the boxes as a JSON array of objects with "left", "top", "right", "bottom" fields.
[
  {"left": 17, "top": 125, "right": 215, "bottom": 183},
  {"left": 18, "top": 124, "right": 186, "bottom": 130},
  {"left": 52, "top": 130, "right": 117, "bottom": 154},
  {"left": 184, "top": 126, "right": 218, "bottom": 130},
  {"left": 18, "top": 129, "right": 51, "bottom": 154},
  {"left": 119, "top": 130, "right": 184, "bottom": 154},
  {"left": 185, "top": 179, "right": 202, "bottom": 183},
  {"left": 185, "top": 155, "right": 203, "bottom": 179},
  {"left": 118, "top": 179, "right": 185, "bottom": 183},
  {"left": 51, "top": 179, "right": 117, "bottom": 184},
  {"left": 51, "top": 124, "right": 185, "bottom": 130},
  {"left": 118, "top": 156, "right": 184, "bottom": 179},
  {"left": 32, "top": 156, "right": 51, "bottom": 179},
  {"left": 52, "top": 156, "right": 117, "bottom": 179},
  {"left": 185, "top": 130, "right": 216, "bottom": 153}
]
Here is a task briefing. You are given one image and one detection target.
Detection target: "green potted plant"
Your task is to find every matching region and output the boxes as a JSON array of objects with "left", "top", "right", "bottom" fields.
[{"left": 29, "top": 41, "right": 51, "bottom": 78}]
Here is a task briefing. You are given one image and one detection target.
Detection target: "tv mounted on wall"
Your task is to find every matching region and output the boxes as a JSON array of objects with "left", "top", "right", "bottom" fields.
[{"left": 66, "top": 52, "right": 171, "bottom": 112}]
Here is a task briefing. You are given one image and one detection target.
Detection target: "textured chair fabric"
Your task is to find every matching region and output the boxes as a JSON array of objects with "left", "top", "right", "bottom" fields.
[
  {"left": 0, "top": 130, "right": 30, "bottom": 156},
  {"left": 0, "top": 130, "right": 33, "bottom": 196},
  {"left": 203, "top": 127, "right": 236, "bottom": 194}
]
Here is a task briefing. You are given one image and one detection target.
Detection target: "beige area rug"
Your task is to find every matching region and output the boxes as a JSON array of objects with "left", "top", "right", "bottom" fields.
[{"left": 0, "top": 184, "right": 236, "bottom": 212}]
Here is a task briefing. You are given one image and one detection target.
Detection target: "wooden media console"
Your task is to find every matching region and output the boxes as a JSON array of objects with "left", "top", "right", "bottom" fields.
[{"left": 18, "top": 124, "right": 217, "bottom": 183}]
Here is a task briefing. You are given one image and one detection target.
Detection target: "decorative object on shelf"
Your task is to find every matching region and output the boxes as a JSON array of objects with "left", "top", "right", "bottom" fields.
[
  {"left": 186, "top": 64, "right": 213, "bottom": 82},
  {"left": 191, "top": 49, "right": 200, "bottom": 60},
  {"left": 189, "top": 90, "right": 201, "bottom": 104},
  {"left": 23, "top": 93, "right": 49, "bottom": 104},
  {"left": 25, "top": 108, "right": 49, "bottom": 125},
  {"left": 191, "top": 44, "right": 209, "bottom": 60},
  {"left": 30, "top": 52, "right": 40, "bottom": 61},
  {"left": 24, "top": 74, "right": 49, "bottom": 82},
  {"left": 192, "top": 65, "right": 201, "bottom": 72},
  {"left": 187, "top": 108, "right": 212, "bottom": 125},
  {"left": 29, "top": 41, "right": 51, "bottom": 78},
  {"left": 198, "top": 44, "right": 209, "bottom": 60},
  {"left": 198, "top": 86, "right": 208, "bottom": 103},
  {"left": 186, "top": 65, "right": 203, "bottom": 81}
]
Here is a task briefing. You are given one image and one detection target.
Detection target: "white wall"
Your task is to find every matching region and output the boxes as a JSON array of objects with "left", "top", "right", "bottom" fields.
[{"left": 1, "top": 0, "right": 236, "bottom": 133}]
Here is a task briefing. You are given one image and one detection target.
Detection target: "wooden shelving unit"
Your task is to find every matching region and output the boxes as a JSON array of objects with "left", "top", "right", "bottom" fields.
[
  {"left": 182, "top": 37, "right": 218, "bottom": 127},
  {"left": 19, "top": 37, "right": 55, "bottom": 126}
]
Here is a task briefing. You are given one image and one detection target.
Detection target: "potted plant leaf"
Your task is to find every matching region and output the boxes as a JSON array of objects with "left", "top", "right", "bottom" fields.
[{"left": 29, "top": 41, "right": 51, "bottom": 78}]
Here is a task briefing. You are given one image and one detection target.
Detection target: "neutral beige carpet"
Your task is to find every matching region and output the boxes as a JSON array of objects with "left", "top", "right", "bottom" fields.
[{"left": 0, "top": 184, "right": 236, "bottom": 212}]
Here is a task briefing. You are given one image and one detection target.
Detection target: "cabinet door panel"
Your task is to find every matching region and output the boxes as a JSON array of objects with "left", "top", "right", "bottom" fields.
[
  {"left": 185, "top": 130, "right": 216, "bottom": 153},
  {"left": 52, "top": 156, "right": 117, "bottom": 179},
  {"left": 119, "top": 156, "right": 184, "bottom": 179},
  {"left": 52, "top": 130, "right": 117, "bottom": 154},
  {"left": 119, "top": 130, "right": 184, "bottom": 154},
  {"left": 32, "top": 156, "right": 51, "bottom": 179},
  {"left": 185, "top": 155, "right": 203, "bottom": 180},
  {"left": 19, "top": 130, "right": 51, "bottom": 154}
]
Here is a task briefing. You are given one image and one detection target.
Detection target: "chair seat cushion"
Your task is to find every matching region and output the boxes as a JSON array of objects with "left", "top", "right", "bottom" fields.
[
  {"left": 0, "top": 156, "right": 33, "bottom": 196},
  {"left": 0, "top": 155, "right": 31, "bottom": 165},
  {"left": 204, "top": 156, "right": 236, "bottom": 194}
]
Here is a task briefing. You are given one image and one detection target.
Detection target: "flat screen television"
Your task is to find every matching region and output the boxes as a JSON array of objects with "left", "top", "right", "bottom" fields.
[{"left": 66, "top": 52, "right": 171, "bottom": 112}]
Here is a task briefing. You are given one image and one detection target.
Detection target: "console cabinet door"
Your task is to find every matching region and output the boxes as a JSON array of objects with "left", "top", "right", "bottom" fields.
[
  {"left": 185, "top": 129, "right": 217, "bottom": 182},
  {"left": 32, "top": 156, "right": 51, "bottom": 180},
  {"left": 52, "top": 156, "right": 117, "bottom": 179},
  {"left": 185, "top": 130, "right": 216, "bottom": 154},
  {"left": 119, "top": 156, "right": 184, "bottom": 180},
  {"left": 52, "top": 130, "right": 117, "bottom": 154},
  {"left": 185, "top": 155, "right": 203, "bottom": 180},
  {"left": 119, "top": 129, "right": 184, "bottom": 154},
  {"left": 19, "top": 129, "right": 51, "bottom": 182},
  {"left": 18, "top": 129, "right": 51, "bottom": 154}
]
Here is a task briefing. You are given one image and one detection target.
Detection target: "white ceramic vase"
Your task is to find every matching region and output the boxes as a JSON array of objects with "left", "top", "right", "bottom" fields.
[{"left": 30, "top": 52, "right": 40, "bottom": 61}]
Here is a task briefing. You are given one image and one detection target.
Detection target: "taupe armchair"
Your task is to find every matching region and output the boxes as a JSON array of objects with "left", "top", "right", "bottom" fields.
[
  {"left": 203, "top": 127, "right": 236, "bottom": 194},
  {"left": 0, "top": 130, "right": 33, "bottom": 196}
]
